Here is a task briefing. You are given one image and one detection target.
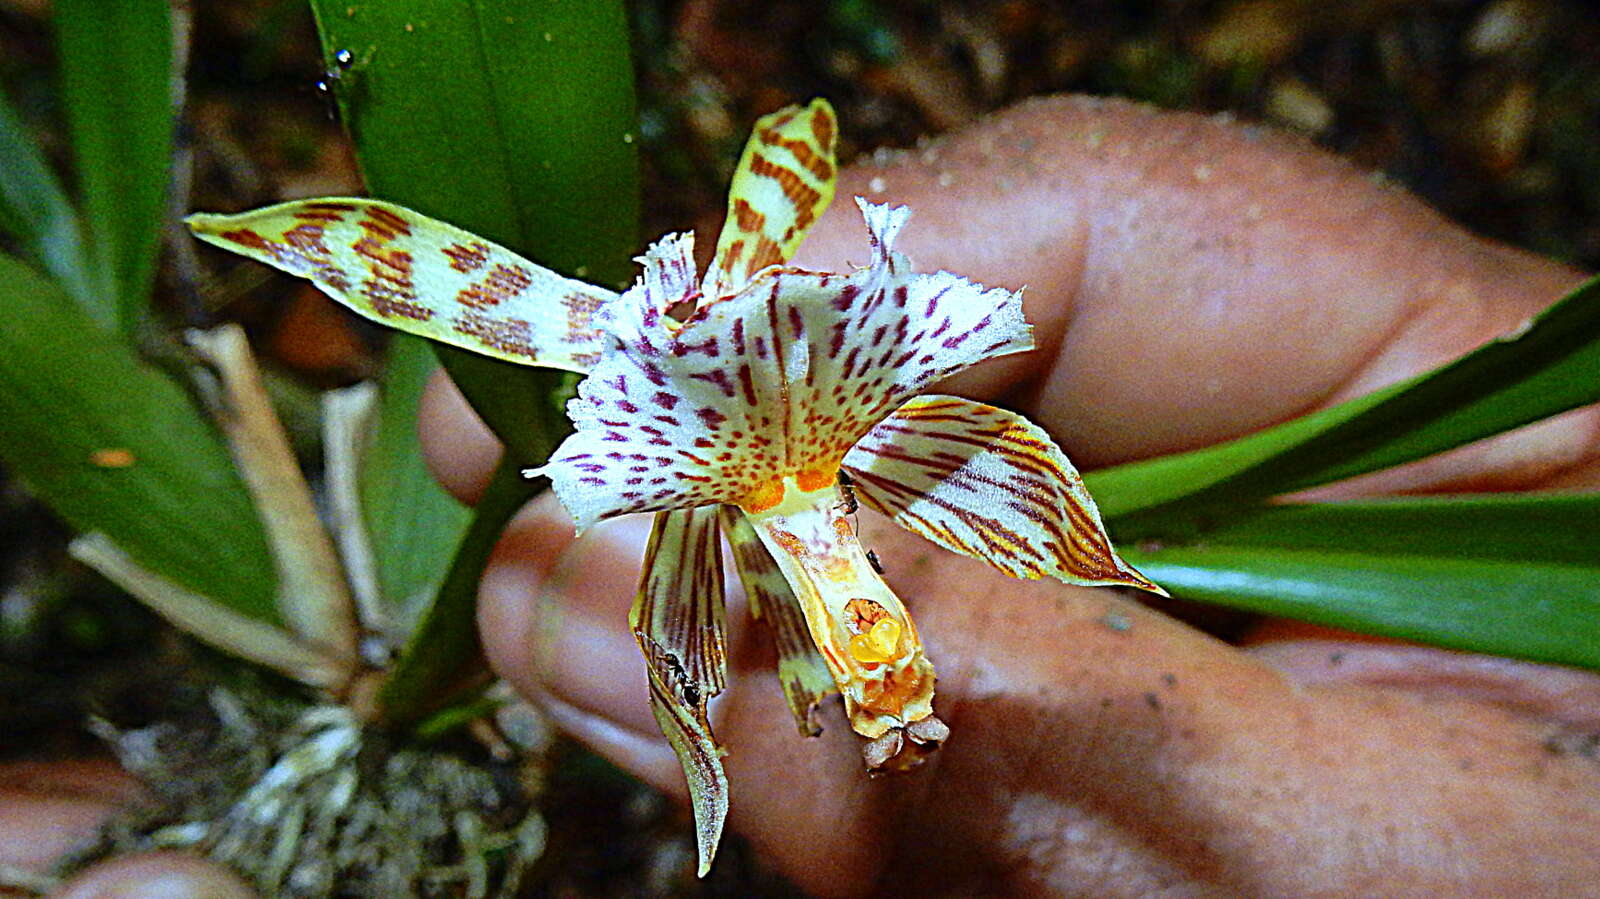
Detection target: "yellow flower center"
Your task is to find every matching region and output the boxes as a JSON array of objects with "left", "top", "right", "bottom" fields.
[{"left": 848, "top": 617, "right": 903, "bottom": 664}]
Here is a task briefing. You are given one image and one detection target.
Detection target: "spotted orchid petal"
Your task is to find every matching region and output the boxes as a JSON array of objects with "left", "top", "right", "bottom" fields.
[
  {"left": 630, "top": 506, "right": 729, "bottom": 876},
  {"left": 844, "top": 396, "right": 1164, "bottom": 593},
  {"left": 703, "top": 99, "right": 838, "bottom": 302},
  {"left": 187, "top": 199, "right": 614, "bottom": 373},
  {"left": 720, "top": 506, "right": 836, "bottom": 736},
  {"left": 542, "top": 200, "right": 1032, "bottom": 529}
]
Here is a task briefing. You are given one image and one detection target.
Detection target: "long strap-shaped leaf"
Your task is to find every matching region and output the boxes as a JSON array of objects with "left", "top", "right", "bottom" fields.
[
  {"left": 1121, "top": 544, "right": 1599, "bottom": 669},
  {"left": 1091, "top": 276, "right": 1600, "bottom": 536},
  {"left": 56, "top": 0, "right": 174, "bottom": 338},
  {"left": 1190, "top": 493, "right": 1600, "bottom": 566},
  {"left": 1124, "top": 492, "right": 1600, "bottom": 668},
  {"left": 631, "top": 507, "right": 729, "bottom": 877},
  {"left": 0, "top": 93, "right": 96, "bottom": 312},
  {"left": 0, "top": 253, "right": 279, "bottom": 619},
  {"left": 307, "top": 0, "right": 639, "bottom": 461}
]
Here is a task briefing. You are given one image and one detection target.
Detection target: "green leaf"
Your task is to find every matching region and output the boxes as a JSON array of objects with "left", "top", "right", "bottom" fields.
[
  {"left": 0, "top": 91, "right": 97, "bottom": 309},
  {"left": 1090, "top": 275, "right": 1600, "bottom": 536},
  {"left": 359, "top": 335, "right": 471, "bottom": 629},
  {"left": 1182, "top": 493, "right": 1600, "bottom": 567},
  {"left": 308, "top": 0, "right": 640, "bottom": 461},
  {"left": 1120, "top": 543, "right": 1600, "bottom": 670},
  {"left": 55, "top": 0, "right": 175, "bottom": 337},
  {"left": 304, "top": 0, "right": 642, "bottom": 725},
  {"left": 0, "top": 253, "right": 279, "bottom": 620}
]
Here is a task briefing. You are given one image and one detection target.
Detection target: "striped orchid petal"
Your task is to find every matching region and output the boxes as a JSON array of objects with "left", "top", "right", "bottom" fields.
[
  {"left": 843, "top": 396, "right": 1164, "bottom": 593},
  {"left": 703, "top": 99, "right": 837, "bottom": 301},
  {"left": 188, "top": 199, "right": 614, "bottom": 373},
  {"left": 542, "top": 200, "right": 1032, "bottom": 529},
  {"left": 630, "top": 507, "right": 729, "bottom": 876},
  {"left": 720, "top": 506, "right": 835, "bottom": 736}
]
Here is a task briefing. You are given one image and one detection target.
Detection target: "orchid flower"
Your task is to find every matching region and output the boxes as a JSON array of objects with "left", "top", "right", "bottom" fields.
[{"left": 187, "top": 99, "right": 1163, "bottom": 874}]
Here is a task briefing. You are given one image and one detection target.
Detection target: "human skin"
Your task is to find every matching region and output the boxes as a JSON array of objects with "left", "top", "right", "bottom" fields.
[
  {"left": 429, "top": 96, "right": 1600, "bottom": 897},
  {"left": 9, "top": 96, "right": 1600, "bottom": 896}
]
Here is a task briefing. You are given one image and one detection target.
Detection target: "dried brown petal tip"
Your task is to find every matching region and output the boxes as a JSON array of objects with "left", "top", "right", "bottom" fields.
[
  {"left": 863, "top": 715, "right": 949, "bottom": 774},
  {"left": 905, "top": 714, "right": 950, "bottom": 745},
  {"left": 863, "top": 729, "right": 905, "bottom": 770}
]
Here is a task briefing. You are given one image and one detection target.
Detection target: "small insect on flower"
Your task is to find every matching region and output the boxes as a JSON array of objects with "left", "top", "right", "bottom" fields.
[
  {"left": 185, "top": 98, "right": 1164, "bottom": 877},
  {"left": 836, "top": 469, "right": 860, "bottom": 516}
]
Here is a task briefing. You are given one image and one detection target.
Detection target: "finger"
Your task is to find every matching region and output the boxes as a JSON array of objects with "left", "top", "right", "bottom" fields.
[
  {"left": 418, "top": 368, "right": 501, "bottom": 505},
  {"left": 0, "top": 760, "right": 137, "bottom": 873},
  {"left": 482, "top": 500, "right": 1600, "bottom": 895},
  {"left": 792, "top": 95, "right": 1594, "bottom": 485},
  {"left": 52, "top": 852, "right": 256, "bottom": 899}
]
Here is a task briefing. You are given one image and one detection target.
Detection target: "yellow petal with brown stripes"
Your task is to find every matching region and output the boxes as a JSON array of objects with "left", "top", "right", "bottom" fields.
[
  {"left": 187, "top": 199, "right": 615, "bottom": 373},
  {"left": 843, "top": 396, "right": 1165, "bottom": 594},
  {"left": 703, "top": 98, "right": 838, "bottom": 301},
  {"left": 720, "top": 506, "right": 836, "bottom": 736}
]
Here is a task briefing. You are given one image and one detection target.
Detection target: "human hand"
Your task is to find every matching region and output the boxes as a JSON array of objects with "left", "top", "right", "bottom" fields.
[
  {"left": 0, "top": 761, "right": 254, "bottom": 898},
  {"left": 418, "top": 95, "right": 1600, "bottom": 897}
]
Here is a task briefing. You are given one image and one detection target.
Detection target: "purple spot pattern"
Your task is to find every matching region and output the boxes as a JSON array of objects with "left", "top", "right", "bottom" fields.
[{"left": 543, "top": 202, "right": 1032, "bottom": 529}]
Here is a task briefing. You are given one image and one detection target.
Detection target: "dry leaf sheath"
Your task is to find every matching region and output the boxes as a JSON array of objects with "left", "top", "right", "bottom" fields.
[{"left": 187, "top": 99, "right": 1163, "bottom": 875}]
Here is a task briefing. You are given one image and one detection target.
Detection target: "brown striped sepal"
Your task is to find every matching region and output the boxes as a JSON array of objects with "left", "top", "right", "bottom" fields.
[
  {"left": 629, "top": 507, "right": 730, "bottom": 876},
  {"left": 843, "top": 395, "right": 1165, "bottom": 595},
  {"left": 186, "top": 199, "right": 615, "bottom": 373},
  {"left": 703, "top": 98, "right": 838, "bottom": 301},
  {"left": 720, "top": 506, "right": 835, "bottom": 736}
]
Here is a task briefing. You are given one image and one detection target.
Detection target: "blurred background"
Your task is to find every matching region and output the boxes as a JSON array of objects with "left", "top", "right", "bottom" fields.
[{"left": 2, "top": 0, "right": 1597, "bottom": 893}]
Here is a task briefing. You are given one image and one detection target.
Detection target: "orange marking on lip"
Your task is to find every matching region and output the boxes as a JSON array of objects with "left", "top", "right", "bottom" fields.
[
  {"left": 859, "top": 661, "right": 926, "bottom": 716},
  {"left": 740, "top": 479, "right": 787, "bottom": 513},
  {"left": 768, "top": 527, "right": 807, "bottom": 558},
  {"left": 795, "top": 468, "right": 836, "bottom": 492}
]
